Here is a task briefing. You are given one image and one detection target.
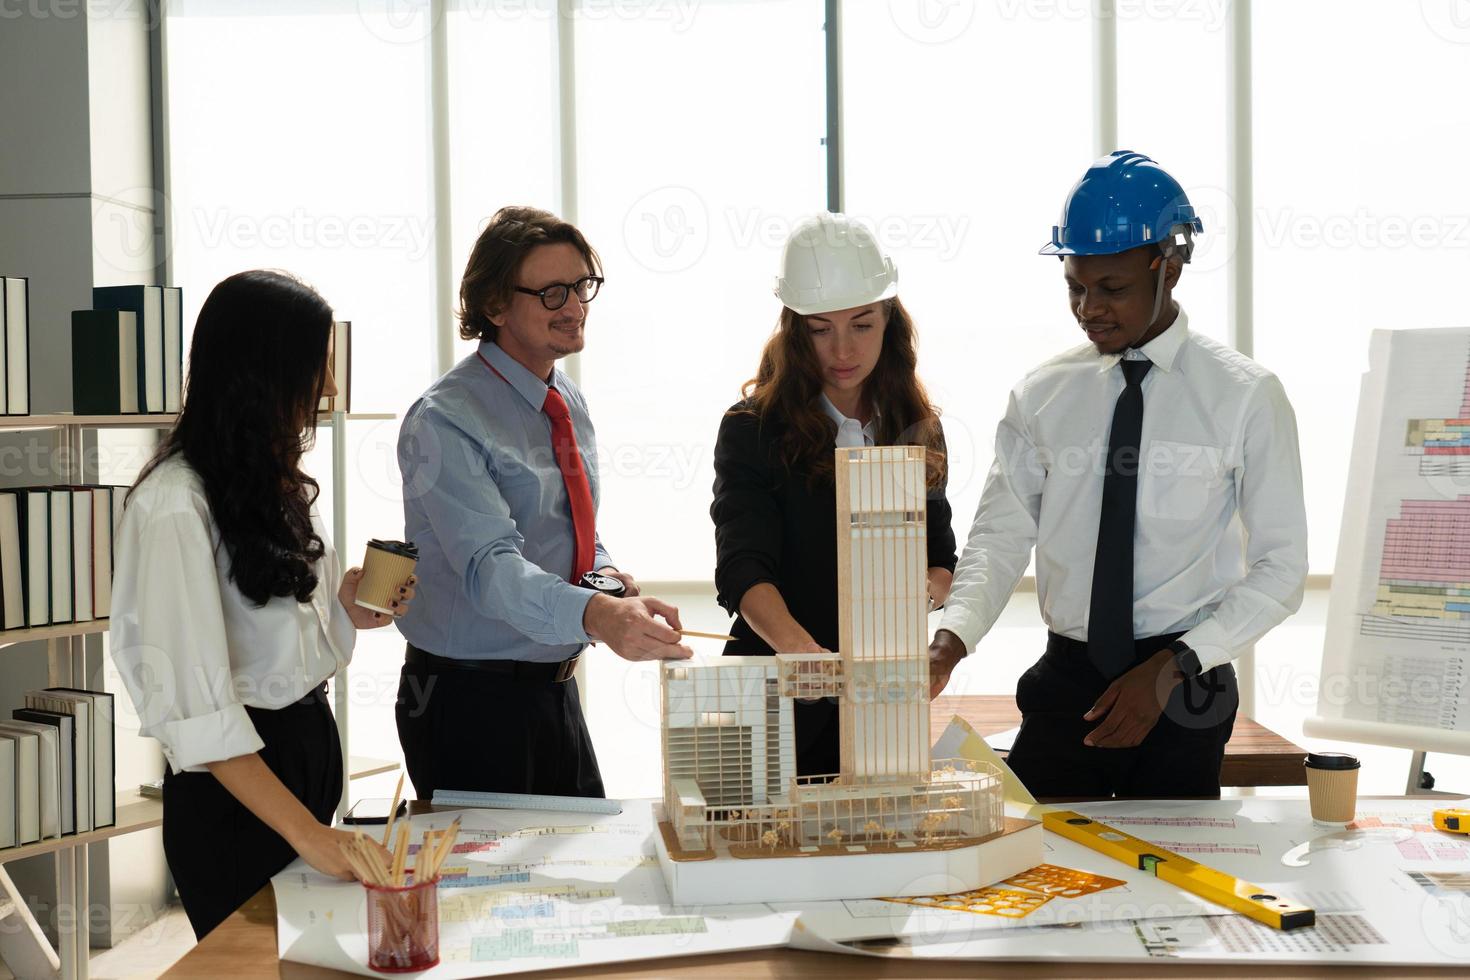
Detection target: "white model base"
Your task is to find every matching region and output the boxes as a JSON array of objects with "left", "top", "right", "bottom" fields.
[{"left": 654, "top": 807, "right": 1043, "bottom": 907}]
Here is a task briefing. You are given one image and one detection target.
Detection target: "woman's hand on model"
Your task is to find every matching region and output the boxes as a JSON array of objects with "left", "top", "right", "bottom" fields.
[{"left": 339, "top": 569, "right": 417, "bottom": 629}]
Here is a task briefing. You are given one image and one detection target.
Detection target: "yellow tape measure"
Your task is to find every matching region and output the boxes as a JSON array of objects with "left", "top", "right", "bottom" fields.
[
  {"left": 1433, "top": 808, "right": 1470, "bottom": 834},
  {"left": 1043, "top": 810, "right": 1315, "bottom": 931}
]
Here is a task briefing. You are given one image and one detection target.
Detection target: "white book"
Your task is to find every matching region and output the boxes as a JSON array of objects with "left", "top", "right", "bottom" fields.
[
  {"left": 0, "top": 491, "right": 24, "bottom": 629},
  {"left": 117, "top": 310, "right": 140, "bottom": 414},
  {"left": 4, "top": 277, "right": 28, "bottom": 415},
  {"left": 0, "top": 737, "right": 14, "bottom": 848},
  {"left": 92, "top": 488, "right": 112, "bottom": 618},
  {"left": 14, "top": 709, "right": 73, "bottom": 835},
  {"left": 24, "top": 692, "right": 90, "bottom": 834},
  {"left": 111, "top": 486, "right": 125, "bottom": 575},
  {"left": 41, "top": 689, "right": 111, "bottom": 829},
  {"left": 69, "top": 489, "right": 93, "bottom": 622},
  {"left": 0, "top": 729, "right": 38, "bottom": 844},
  {"left": 0, "top": 722, "right": 59, "bottom": 839},
  {"left": 48, "top": 488, "right": 72, "bottom": 624}
]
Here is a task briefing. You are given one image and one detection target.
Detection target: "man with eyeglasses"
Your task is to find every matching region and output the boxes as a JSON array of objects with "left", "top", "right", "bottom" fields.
[
  {"left": 929, "top": 153, "right": 1308, "bottom": 798},
  {"left": 394, "top": 206, "right": 692, "bottom": 801}
]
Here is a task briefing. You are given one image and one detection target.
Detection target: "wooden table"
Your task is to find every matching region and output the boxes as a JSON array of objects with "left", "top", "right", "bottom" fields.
[
  {"left": 160, "top": 702, "right": 1318, "bottom": 976},
  {"left": 932, "top": 695, "right": 1308, "bottom": 788},
  {"left": 161, "top": 878, "right": 1463, "bottom": 979}
]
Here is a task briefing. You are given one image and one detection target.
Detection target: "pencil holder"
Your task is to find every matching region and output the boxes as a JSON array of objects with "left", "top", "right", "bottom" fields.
[{"left": 364, "top": 876, "right": 439, "bottom": 973}]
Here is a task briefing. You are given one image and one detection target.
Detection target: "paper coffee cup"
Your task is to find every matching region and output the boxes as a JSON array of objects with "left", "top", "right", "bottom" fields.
[
  {"left": 1304, "top": 752, "right": 1360, "bottom": 824},
  {"left": 356, "top": 539, "right": 418, "bottom": 615}
]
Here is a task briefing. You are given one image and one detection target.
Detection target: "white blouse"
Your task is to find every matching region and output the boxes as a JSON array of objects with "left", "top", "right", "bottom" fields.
[{"left": 111, "top": 455, "right": 356, "bottom": 773}]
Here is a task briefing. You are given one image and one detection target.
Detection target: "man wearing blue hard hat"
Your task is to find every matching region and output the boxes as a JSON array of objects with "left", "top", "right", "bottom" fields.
[{"left": 929, "top": 151, "right": 1308, "bottom": 797}]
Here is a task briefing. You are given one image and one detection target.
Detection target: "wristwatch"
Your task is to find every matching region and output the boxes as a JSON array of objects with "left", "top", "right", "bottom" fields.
[{"left": 1167, "top": 639, "right": 1202, "bottom": 678}]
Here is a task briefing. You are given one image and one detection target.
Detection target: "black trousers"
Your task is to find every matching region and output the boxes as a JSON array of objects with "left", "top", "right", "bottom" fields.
[
  {"left": 1007, "top": 631, "right": 1239, "bottom": 799},
  {"left": 396, "top": 644, "right": 604, "bottom": 801},
  {"left": 163, "top": 684, "right": 341, "bottom": 940}
]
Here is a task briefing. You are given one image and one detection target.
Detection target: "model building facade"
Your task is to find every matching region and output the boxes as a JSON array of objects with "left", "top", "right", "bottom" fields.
[{"left": 661, "top": 446, "right": 1002, "bottom": 858}]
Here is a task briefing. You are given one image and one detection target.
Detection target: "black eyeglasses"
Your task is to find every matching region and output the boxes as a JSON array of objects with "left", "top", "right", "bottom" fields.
[{"left": 513, "top": 275, "right": 603, "bottom": 311}]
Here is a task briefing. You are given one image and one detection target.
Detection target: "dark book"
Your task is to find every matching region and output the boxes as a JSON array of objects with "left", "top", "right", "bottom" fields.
[
  {"left": 92, "top": 285, "right": 164, "bottom": 413},
  {"left": 17, "top": 489, "right": 49, "bottom": 627},
  {"left": 72, "top": 310, "right": 141, "bottom": 415},
  {"left": 163, "top": 286, "right": 182, "bottom": 413}
]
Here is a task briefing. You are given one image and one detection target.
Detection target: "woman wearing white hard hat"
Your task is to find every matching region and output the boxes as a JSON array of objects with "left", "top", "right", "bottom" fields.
[{"left": 710, "top": 213, "right": 958, "bottom": 778}]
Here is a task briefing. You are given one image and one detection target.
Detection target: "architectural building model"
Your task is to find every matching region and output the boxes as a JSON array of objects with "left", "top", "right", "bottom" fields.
[{"left": 655, "top": 446, "right": 1041, "bottom": 905}]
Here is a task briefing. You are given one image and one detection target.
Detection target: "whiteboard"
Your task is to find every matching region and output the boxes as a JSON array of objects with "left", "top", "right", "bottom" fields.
[{"left": 1306, "top": 328, "right": 1470, "bottom": 756}]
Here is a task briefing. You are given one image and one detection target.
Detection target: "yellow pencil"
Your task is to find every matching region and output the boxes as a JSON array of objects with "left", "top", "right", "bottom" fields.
[
  {"left": 381, "top": 772, "right": 405, "bottom": 849},
  {"left": 678, "top": 629, "right": 737, "bottom": 642}
]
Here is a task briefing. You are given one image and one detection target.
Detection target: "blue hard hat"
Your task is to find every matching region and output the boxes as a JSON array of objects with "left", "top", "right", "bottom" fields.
[{"left": 1040, "top": 150, "right": 1204, "bottom": 260}]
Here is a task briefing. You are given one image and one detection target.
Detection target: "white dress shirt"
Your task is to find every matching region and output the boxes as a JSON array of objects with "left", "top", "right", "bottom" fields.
[
  {"left": 111, "top": 455, "right": 356, "bottom": 773},
  {"left": 939, "top": 309, "right": 1308, "bottom": 673},
  {"left": 820, "top": 394, "right": 878, "bottom": 448}
]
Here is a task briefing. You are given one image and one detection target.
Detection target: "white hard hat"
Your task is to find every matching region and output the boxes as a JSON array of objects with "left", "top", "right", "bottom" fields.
[{"left": 774, "top": 213, "right": 898, "bottom": 316}]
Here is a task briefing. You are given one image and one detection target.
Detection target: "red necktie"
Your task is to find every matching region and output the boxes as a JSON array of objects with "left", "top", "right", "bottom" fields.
[{"left": 542, "top": 386, "right": 596, "bottom": 582}]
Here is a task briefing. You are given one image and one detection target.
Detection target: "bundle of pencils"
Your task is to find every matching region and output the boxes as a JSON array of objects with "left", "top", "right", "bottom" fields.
[
  {"left": 337, "top": 776, "right": 461, "bottom": 969},
  {"left": 338, "top": 774, "right": 462, "bottom": 887}
]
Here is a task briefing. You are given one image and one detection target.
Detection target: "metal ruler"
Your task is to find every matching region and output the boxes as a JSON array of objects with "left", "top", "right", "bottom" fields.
[
  {"left": 1043, "top": 810, "right": 1315, "bottom": 930},
  {"left": 430, "top": 789, "right": 623, "bottom": 815}
]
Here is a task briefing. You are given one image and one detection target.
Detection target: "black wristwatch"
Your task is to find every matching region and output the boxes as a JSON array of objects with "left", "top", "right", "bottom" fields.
[{"left": 1167, "top": 639, "right": 1202, "bottom": 678}]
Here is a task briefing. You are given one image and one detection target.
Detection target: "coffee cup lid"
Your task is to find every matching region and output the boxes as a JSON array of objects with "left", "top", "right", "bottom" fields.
[
  {"left": 367, "top": 539, "right": 418, "bottom": 559},
  {"left": 1305, "top": 752, "right": 1360, "bottom": 771}
]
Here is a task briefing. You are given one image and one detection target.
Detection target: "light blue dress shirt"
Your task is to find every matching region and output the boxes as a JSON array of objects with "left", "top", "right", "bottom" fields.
[{"left": 396, "top": 341, "right": 613, "bottom": 662}]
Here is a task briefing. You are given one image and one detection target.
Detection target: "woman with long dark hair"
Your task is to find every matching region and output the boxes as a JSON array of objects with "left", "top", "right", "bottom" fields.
[
  {"left": 111, "top": 270, "right": 413, "bottom": 938},
  {"left": 711, "top": 215, "right": 958, "bottom": 777}
]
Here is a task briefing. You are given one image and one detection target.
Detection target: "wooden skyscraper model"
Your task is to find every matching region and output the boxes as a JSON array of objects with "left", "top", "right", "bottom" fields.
[{"left": 655, "top": 446, "right": 1041, "bottom": 905}]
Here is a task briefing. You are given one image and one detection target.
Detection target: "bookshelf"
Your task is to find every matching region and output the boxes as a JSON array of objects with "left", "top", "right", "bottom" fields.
[{"left": 0, "top": 410, "right": 396, "bottom": 980}]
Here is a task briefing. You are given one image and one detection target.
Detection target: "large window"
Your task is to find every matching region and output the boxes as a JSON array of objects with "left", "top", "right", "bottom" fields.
[
  {"left": 166, "top": 0, "right": 437, "bottom": 766},
  {"left": 572, "top": 1, "right": 827, "bottom": 581},
  {"left": 162, "top": 2, "right": 1470, "bottom": 795},
  {"left": 1253, "top": 0, "right": 1470, "bottom": 573},
  {"left": 842, "top": 2, "right": 1092, "bottom": 543}
]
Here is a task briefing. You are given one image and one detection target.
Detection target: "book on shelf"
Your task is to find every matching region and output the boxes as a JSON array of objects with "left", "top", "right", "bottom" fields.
[
  {"left": 13, "top": 708, "right": 75, "bottom": 835},
  {"left": 46, "top": 487, "right": 72, "bottom": 625},
  {"left": 318, "top": 320, "right": 351, "bottom": 413},
  {"left": 3, "top": 276, "right": 30, "bottom": 415},
  {"left": 71, "top": 310, "right": 141, "bottom": 415},
  {"left": 22, "top": 688, "right": 113, "bottom": 832},
  {"left": 0, "top": 483, "right": 126, "bottom": 634},
  {"left": 0, "top": 491, "right": 24, "bottom": 630},
  {"left": 20, "top": 692, "right": 89, "bottom": 834},
  {"left": 17, "top": 489, "right": 50, "bottom": 628},
  {"left": 0, "top": 736, "right": 13, "bottom": 848},
  {"left": 0, "top": 727, "right": 39, "bottom": 844},
  {"left": 91, "top": 487, "right": 113, "bottom": 618},
  {"left": 63, "top": 488, "right": 94, "bottom": 623},
  {"left": 43, "top": 689, "right": 113, "bottom": 829},
  {"left": 0, "top": 721, "right": 60, "bottom": 840},
  {"left": 90, "top": 285, "right": 182, "bottom": 414},
  {"left": 4, "top": 686, "right": 113, "bottom": 845}
]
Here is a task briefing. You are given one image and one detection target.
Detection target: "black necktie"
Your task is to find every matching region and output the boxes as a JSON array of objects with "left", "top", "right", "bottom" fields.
[{"left": 1088, "top": 357, "right": 1152, "bottom": 680}]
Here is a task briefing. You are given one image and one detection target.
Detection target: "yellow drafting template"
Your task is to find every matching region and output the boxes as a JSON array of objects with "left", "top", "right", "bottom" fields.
[
  {"left": 1001, "top": 863, "right": 1127, "bottom": 897},
  {"left": 889, "top": 886, "right": 1054, "bottom": 919}
]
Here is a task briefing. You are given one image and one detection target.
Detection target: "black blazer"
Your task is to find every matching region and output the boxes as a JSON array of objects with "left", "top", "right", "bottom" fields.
[{"left": 711, "top": 403, "right": 960, "bottom": 657}]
